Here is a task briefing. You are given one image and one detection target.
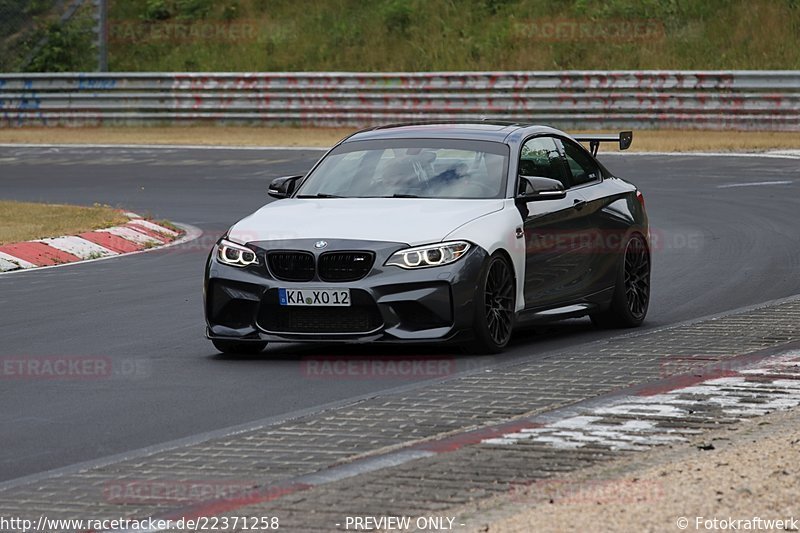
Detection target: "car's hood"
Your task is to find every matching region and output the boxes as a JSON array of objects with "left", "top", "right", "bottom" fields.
[{"left": 228, "top": 198, "right": 505, "bottom": 246}]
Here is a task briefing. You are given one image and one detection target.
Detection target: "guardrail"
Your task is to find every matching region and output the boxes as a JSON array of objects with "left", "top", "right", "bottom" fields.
[{"left": 1, "top": 71, "right": 798, "bottom": 130}]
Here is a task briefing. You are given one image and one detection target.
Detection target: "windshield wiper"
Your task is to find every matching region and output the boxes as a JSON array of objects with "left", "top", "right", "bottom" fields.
[
  {"left": 359, "top": 194, "right": 420, "bottom": 198},
  {"left": 296, "top": 193, "right": 344, "bottom": 198}
]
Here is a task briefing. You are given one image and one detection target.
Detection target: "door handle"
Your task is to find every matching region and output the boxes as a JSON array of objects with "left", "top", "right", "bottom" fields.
[{"left": 573, "top": 199, "right": 586, "bottom": 210}]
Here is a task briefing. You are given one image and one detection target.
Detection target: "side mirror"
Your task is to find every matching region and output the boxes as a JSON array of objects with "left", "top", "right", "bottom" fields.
[
  {"left": 268, "top": 175, "right": 303, "bottom": 199},
  {"left": 516, "top": 176, "right": 567, "bottom": 201}
]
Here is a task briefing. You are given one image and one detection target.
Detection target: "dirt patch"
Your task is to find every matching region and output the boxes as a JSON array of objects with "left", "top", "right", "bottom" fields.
[{"left": 1, "top": 127, "right": 799, "bottom": 152}]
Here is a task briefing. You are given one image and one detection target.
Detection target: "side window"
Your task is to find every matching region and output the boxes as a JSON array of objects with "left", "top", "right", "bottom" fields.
[
  {"left": 560, "top": 140, "right": 601, "bottom": 186},
  {"left": 519, "top": 136, "right": 569, "bottom": 189}
]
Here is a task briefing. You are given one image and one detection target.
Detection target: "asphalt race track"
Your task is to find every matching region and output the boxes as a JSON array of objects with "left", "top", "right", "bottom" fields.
[{"left": 1, "top": 146, "right": 798, "bottom": 483}]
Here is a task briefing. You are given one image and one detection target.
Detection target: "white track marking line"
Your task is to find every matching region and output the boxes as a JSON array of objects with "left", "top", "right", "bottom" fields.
[
  {"left": 717, "top": 180, "right": 793, "bottom": 188},
  {"left": 766, "top": 149, "right": 800, "bottom": 157},
  {"left": 0, "top": 143, "right": 326, "bottom": 151},
  {"left": 1, "top": 144, "right": 800, "bottom": 159},
  {"left": 36, "top": 236, "right": 118, "bottom": 259},
  {"left": 612, "top": 151, "right": 800, "bottom": 159}
]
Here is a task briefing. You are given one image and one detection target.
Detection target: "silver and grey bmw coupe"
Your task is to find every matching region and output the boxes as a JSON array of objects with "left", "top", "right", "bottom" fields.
[{"left": 204, "top": 122, "right": 650, "bottom": 354}]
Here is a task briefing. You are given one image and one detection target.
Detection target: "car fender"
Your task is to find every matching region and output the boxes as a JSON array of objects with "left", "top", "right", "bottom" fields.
[{"left": 443, "top": 200, "right": 527, "bottom": 311}]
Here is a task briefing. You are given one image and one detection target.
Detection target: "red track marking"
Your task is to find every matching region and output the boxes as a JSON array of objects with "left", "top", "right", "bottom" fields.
[
  {"left": 78, "top": 231, "right": 144, "bottom": 254},
  {"left": 637, "top": 370, "right": 740, "bottom": 396},
  {"left": 417, "top": 420, "right": 542, "bottom": 453},
  {"left": 0, "top": 242, "right": 80, "bottom": 266}
]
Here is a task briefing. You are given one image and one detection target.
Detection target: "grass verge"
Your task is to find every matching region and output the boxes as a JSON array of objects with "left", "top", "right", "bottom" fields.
[
  {"left": 103, "top": 0, "right": 800, "bottom": 72},
  {"left": 0, "top": 201, "right": 129, "bottom": 245},
  {"left": 1, "top": 127, "right": 799, "bottom": 152}
]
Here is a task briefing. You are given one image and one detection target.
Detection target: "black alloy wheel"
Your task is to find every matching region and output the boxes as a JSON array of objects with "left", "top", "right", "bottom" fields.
[
  {"left": 471, "top": 254, "right": 516, "bottom": 354},
  {"left": 624, "top": 235, "right": 650, "bottom": 320},
  {"left": 590, "top": 233, "right": 650, "bottom": 328}
]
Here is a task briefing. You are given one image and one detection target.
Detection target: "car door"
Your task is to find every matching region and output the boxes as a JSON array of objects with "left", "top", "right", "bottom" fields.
[
  {"left": 518, "top": 136, "right": 591, "bottom": 309},
  {"left": 555, "top": 137, "right": 622, "bottom": 299}
]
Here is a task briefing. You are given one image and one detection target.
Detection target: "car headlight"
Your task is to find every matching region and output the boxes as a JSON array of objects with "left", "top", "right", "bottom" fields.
[
  {"left": 217, "top": 238, "right": 259, "bottom": 267},
  {"left": 385, "top": 241, "right": 471, "bottom": 269}
]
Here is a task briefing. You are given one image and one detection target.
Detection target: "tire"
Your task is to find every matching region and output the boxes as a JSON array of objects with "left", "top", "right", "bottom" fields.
[
  {"left": 469, "top": 254, "right": 516, "bottom": 354},
  {"left": 211, "top": 339, "right": 268, "bottom": 355},
  {"left": 590, "top": 232, "right": 650, "bottom": 328}
]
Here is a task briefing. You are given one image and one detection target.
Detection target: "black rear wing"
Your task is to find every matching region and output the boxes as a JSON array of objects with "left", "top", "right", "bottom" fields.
[{"left": 573, "top": 131, "right": 633, "bottom": 156}]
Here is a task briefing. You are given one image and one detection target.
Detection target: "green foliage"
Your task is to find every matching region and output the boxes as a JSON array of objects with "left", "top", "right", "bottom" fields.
[
  {"left": 222, "top": 1, "right": 240, "bottom": 21},
  {"left": 252, "top": 0, "right": 270, "bottom": 14},
  {"left": 484, "top": 0, "right": 512, "bottom": 14},
  {"left": 4, "top": 0, "right": 800, "bottom": 72},
  {"left": 140, "top": 0, "right": 216, "bottom": 21},
  {"left": 25, "top": 16, "right": 95, "bottom": 72},
  {"left": 380, "top": 0, "right": 413, "bottom": 35},
  {"left": 175, "top": 0, "right": 213, "bottom": 19},
  {"left": 0, "top": 0, "right": 97, "bottom": 72},
  {"left": 142, "top": 0, "right": 172, "bottom": 21},
  {"left": 0, "top": 0, "right": 53, "bottom": 38},
  {"left": 104, "top": 0, "right": 785, "bottom": 72}
]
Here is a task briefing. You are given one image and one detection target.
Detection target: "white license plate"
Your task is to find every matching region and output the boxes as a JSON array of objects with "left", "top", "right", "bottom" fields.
[{"left": 278, "top": 288, "right": 351, "bottom": 307}]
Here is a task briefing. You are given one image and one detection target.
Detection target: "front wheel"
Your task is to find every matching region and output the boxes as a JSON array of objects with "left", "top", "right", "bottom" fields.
[
  {"left": 590, "top": 233, "right": 650, "bottom": 328},
  {"left": 469, "top": 254, "right": 516, "bottom": 354},
  {"left": 212, "top": 339, "right": 268, "bottom": 355}
]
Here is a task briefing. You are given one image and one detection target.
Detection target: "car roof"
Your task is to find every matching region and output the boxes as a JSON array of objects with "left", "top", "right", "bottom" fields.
[{"left": 344, "top": 121, "right": 563, "bottom": 144}]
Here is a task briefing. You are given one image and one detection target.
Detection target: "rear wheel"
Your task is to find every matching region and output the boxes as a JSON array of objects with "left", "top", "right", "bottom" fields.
[
  {"left": 591, "top": 233, "right": 650, "bottom": 328},
  {"left": 470, "top": 254, "right": 516, "bottom": 354},
  {"left": 211, "top": 339, "right": 268, "bottom": 355}
]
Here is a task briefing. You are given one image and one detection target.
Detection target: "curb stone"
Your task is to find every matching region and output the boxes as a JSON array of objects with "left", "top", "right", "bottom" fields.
[{"left": 0, "top": 212, "right": 183, "bottom": 272}]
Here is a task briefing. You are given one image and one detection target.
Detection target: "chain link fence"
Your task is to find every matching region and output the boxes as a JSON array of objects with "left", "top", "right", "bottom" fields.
[{"left": 0, "top": 0, "right": 104, "bottom": 73}]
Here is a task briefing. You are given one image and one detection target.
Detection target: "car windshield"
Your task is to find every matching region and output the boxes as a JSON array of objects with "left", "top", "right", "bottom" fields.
[{"left": 296, "top": 139, "right": 509, "bottom": 199}]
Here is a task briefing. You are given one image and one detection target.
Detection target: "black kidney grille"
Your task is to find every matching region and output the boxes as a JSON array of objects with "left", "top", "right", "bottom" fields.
[
  {"left": 267, "top": 251, "right": 315, "bottom": 282},
  {"left": 318, "top": 252, "right": 374, "bottom": 282}
]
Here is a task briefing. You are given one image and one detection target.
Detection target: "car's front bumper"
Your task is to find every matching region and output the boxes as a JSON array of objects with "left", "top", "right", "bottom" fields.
[{"left": 204, "top": 239, "right": 488, "bottom": 344}]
